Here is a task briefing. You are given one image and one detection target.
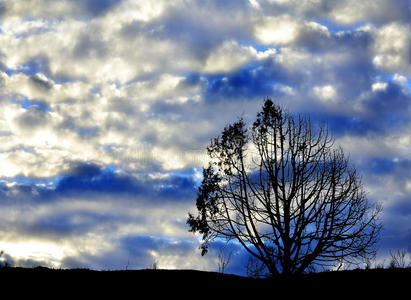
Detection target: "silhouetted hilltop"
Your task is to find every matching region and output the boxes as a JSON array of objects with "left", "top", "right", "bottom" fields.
[
  {"left": 0, "top": 266, "right": 248, "bottom": 284},
  {"left": 1, "top": 267, "right": 410, "bottom": 296}
]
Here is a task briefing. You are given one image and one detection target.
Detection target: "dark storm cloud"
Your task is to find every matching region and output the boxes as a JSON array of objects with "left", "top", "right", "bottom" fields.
[
  {"left": 363, "top": 82, "right": 411, "bottom": 119},
  {"left": 17, "top": 56, "right": 77, "bottom": 84},
  {"left": 378, "top": 203, "right": 411, "bottom": 254},
  {"left": 202, "top": 28, "right": 377, "bottom": 103},
  {"left": 57, "top": 116, "right": 101, "bottom": 138},
  {"left": 0, "top": 182, "right": 41, "bottom": 202},
  {"left": 122, "top": 235, "right": 195, "bottom": 258},
  {"left": 72, "top": 32, "right": 110, "bottom": 60},
  {"left": 15, "top": 106, "right": 51, "bottom": 129},
  {"left": 0, "top": 162, "right": 197, "bottom": 204},
  {"left": 55, "top": 164, "right": 144, "bottom": 196},
  {"left": 50, "top": 162, "right": 197, "bottom": 201},
  {"left": 299, "top": 30, "right": 376, "bottom": 101},
  {"left": 29, "top": 73, "right": 53, "bottom": 90},
  {"left": 108, "top": 97, "right": 138, "bottom": 116},
  {"left": 362, "top": 158, "right": 411, "bottom": 176},
  {"left": 0, "top": 1, "right": 5, "bottom": 18},
  {"left": 356, "top": 155, "right": 411, "bottom": 255},
  {"left": 23, "top": 213, "right": 101, "bottom": 238},
  {"left": 324, "top": 33, "right": 375, "bottom": 95},
  {"left": 203, "top": 60, "right": 295, "bottom": 101},
  {"left": 312, "top": 113, "right": 376, "bottom": 136},
  {"left": 322, "top": 81, "right": 411, "bottom": 136},
  {"left": 386, "top": 198, "right": 411, "bottom": 218},
  {"left": 77, "top": 0, "right": 124, "bottom": 17}
]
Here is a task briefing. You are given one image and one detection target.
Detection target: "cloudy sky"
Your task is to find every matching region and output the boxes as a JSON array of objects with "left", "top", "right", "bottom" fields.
[{"left": 0, "top": 0, "right": 410, "bottom": 274}]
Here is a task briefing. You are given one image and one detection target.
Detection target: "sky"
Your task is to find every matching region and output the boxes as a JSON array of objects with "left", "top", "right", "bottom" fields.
[{"left": 0, "top": 0, "right": 410, "bottom": 275}]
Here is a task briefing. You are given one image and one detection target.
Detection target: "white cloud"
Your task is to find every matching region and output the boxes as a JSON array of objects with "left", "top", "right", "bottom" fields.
[
  {"left": 371, "top": 82, "right": 388, "bottom": 92},
  {"left": 261, "top": 0, "right": 411, "bottom": 25},
  {"left": 393, "top": 73, "right": 408, "bottom": 86},
  {"left": 0, "top": 15, "right": 191, "bottom": 84},
  {"left": 203, "top": 41, "right": 257, "bottom": 74},
  {"left": 330, "top": 0, "right": 411, "bottom": 25},
  {"left": 123, "top": 74, "right": 192, "bottom": 103},
  {"left": 1, "top": 1, "right": 404, "bottom": 179},
  {"left": 273, "top": 83, "right": 295, "bottom": 95},
  {"left": 313, "top": 85, "right": 337, "bottom": 102},
  {"left": 255, "top": 15, "right": 301, "bottom": 45},
  {"left": 373, "top": 23, "right": 411, "bottom": 75},
  {"left": 336, "top": 128, "right": 411, "bottom": 162},
  {"left": 0, "top": 0, "right": 172, "bottom": 25},
  {"left": 329, "top": 0, "right": 380, "bottom": 25},
  {"left": 0, "top": 0, "right": 411, "bottom": 272},
  {"left": 113, "top": 0, "right": 171, "bottom": 23},
  {"left": 254, "top": 15, "right": 329, "bottom": 46},
  {"left": 0, "top": 240, "right": 70, "bottom": 267},
  {"left": 0, "top": 191, "right": 211, "bottom": 270},
  {"left": 248, "top": 0, "right": 260, "bottom": 9}
]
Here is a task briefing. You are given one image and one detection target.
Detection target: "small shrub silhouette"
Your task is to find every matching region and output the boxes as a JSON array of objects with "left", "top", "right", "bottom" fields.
[{"left": 389, "top": 249, "right": 411, "bottom": 269}]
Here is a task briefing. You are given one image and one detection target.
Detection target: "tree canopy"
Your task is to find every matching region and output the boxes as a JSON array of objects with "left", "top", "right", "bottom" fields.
[{"left": 188, "top": 99, "right": 381, "bottom": 276}]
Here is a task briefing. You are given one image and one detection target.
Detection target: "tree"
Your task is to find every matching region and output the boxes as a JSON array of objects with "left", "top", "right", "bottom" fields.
[
  {"left": 389, "top": 249, "right": 410, "bottom": 269},
  {"left": 217, "top": 243, "right": 233, "bottom": 274},
  {"left": 187, "top": 99, "right": 381, "bottom": 276}
]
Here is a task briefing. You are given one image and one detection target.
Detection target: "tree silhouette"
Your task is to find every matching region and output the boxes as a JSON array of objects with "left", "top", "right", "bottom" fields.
[
  {"left": 217, "top": 243, "right": 234, "bottom": 274},
  {"left": 187, "top": 99, "right": 381, "bottom": 276}
]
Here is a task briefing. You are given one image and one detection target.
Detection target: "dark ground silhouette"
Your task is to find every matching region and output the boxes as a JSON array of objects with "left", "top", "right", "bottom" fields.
[{"left": 0, "top": 267, "right": 410, "bottom": 297}]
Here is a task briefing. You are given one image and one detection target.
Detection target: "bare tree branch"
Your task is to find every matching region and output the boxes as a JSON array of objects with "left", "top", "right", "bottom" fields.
[{"left": 187, "top": 99, "right": 382, "bottom": 276}]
